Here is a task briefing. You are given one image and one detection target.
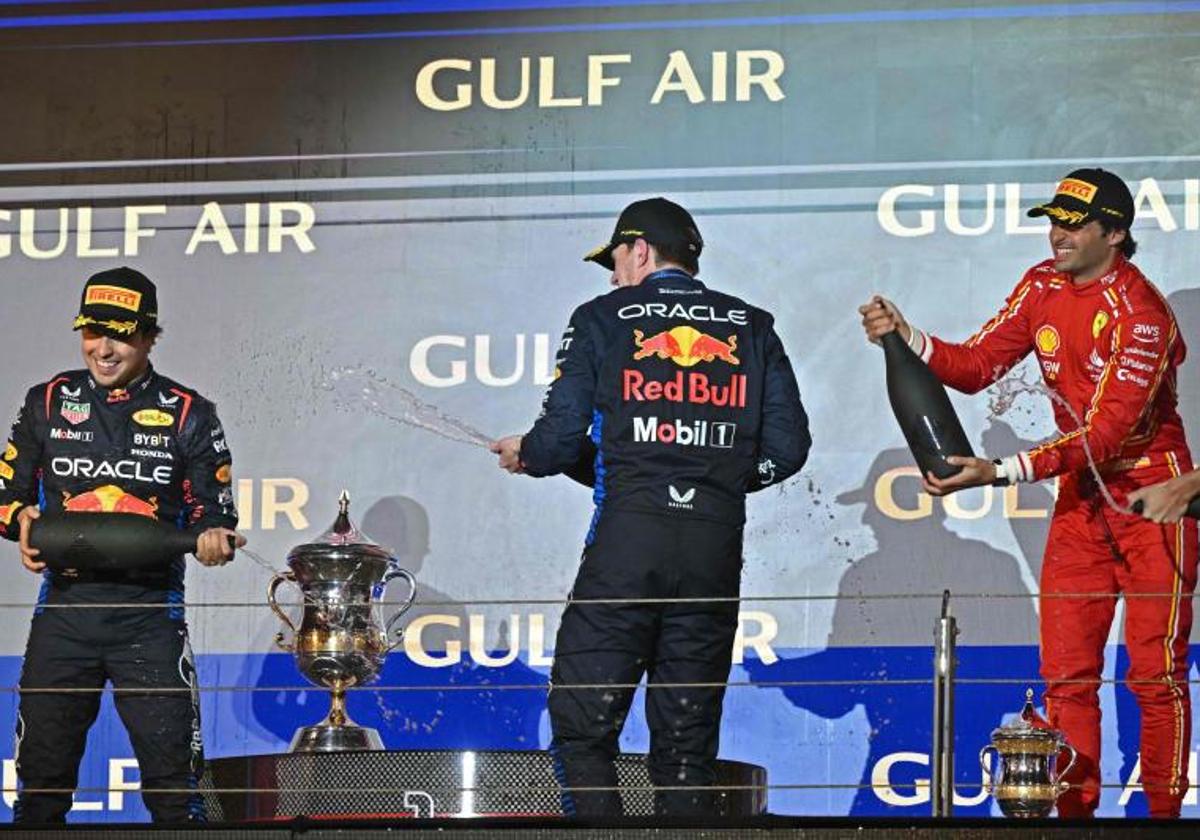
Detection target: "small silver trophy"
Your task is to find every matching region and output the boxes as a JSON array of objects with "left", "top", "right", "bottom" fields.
[
  {"left": 267, "top": 491, "right": 417, "bottom": 752},
  {"left": 980, "top": 689, "right": 1077, "bottom": 818}
]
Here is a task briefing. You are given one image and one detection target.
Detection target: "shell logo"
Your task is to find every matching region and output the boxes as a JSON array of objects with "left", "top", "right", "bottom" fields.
[
  {"left": 1035, "top": 325, "right": 1061, "bottom": 356},
  {"left": 1092, "top": 310, "right": 1110, "bottom": 338}
]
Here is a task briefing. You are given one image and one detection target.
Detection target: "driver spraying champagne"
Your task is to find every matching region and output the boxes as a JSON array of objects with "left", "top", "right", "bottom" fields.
[
  {"left": 860, "top": 169, "right": 1197, "bottom": 819},
  {"left": 0, "top": 267, "right": 245, "bottom": 823}
]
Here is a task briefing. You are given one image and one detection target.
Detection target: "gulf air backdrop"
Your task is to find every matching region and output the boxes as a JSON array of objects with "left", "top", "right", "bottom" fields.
[{"left": 2, "top": 0, "right": 1200, "bottom": 821}]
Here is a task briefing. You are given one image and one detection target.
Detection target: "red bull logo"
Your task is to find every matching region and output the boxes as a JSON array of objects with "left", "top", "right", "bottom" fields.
[
  {"left": 623, "top": 370, "right": 747, "bottom": 408},
  {"left": 62, "top": 484, "right": 158, "bottom": 518},
  {"left": 633, "top": 326, "right": 738, "bottom": 367},
  {"left": 0, "top": 501, "right": 22, "bottom": 526}
]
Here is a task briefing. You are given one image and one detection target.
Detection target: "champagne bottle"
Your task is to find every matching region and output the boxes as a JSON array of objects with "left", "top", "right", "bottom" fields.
[
  {"left": 29, "top": 511, "right": 225, "bottom": 572},
  {"left": 881, "top": 330, "right": 975, "bottom": 479},
  {"left": 1131, "top": 498, "right": 1200, "bottom": 519}
]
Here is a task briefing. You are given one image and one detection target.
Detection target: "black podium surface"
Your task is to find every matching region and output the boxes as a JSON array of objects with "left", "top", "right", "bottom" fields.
[{"left": 203, "top": 750, "right": 767, "bottom": 820}]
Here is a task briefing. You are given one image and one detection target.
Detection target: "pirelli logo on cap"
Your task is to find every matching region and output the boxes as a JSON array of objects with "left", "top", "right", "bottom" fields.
[
  {"left": 1056, "top": 178, "right": 1098, "bottom": 204},
  {"left": 84, "top": 285, "right": 142, "bottom": 312}
]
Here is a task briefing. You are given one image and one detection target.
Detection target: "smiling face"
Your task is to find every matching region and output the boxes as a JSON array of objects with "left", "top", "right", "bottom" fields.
[
  {"left": 80, "top": 327, "right": 155, "bottom": 388},
  {"left": 1049, "top": 219, "right": 1126, "bottom": 285}
]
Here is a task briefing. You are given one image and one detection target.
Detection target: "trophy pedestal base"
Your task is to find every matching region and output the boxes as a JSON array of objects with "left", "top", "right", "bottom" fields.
[
  {"left": 204, "top": 750, "right": 767, "bottom": 820},
  {"left": 289, "top": 723, "right": 384, "bottom": 752}
]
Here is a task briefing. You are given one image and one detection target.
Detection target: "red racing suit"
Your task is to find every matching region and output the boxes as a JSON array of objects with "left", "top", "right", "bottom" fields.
[{"left": 910, "top": 254, "right": 1197, "bottom": 818}]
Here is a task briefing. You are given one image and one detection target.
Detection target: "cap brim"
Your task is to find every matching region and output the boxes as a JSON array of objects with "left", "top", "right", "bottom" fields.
[
  {"left": 582, "top": 241, "right": 617, "bottom": 271},
  {"left": 1026, "top": 203, "right": 1092, "bottom": 225},
  {"left": 73, "top": 311, "right": 145, "bottom": 338}
]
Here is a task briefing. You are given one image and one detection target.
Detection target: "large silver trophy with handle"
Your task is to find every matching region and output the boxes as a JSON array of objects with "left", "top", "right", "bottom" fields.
[
  {"left": 980, "top": 689, "right": 1077, "bottom": 818},
  {"left": 267, "top": 491, "right": 417, "bottom": 752}
]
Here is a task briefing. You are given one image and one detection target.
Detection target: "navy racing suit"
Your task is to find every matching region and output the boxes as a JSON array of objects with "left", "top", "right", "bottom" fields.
[
  {"left": 0, "top": 365, "right": 237, "bottom": 823},
  {"left": 521, "top": 268, "right": 810, "bottom": 815}
]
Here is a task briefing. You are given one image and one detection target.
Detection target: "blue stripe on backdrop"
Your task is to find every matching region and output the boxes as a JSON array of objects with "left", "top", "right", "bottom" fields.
[
  {"left": 3, "top": 1, "right": 1200, "bottom": 30},
  {"left": 0, "top": 644, "right": 1183, "bottom": 821}
]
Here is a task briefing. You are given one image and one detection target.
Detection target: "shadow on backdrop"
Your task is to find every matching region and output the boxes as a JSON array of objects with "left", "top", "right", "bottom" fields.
[
  {"left": 745, "top": 439, "right": 1043, "bottom": 815},
  {"left": 246, "top": 494, "right": 548, "bottom": 752}
]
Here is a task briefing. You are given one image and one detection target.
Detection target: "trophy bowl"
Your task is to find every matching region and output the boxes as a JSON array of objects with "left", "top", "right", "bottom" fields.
[
  {"left": 267, "top": 492, "right": 417, "bottom": 752},
  {"left": 980, "top": 689, "right": 1077, "bottom": 818}
]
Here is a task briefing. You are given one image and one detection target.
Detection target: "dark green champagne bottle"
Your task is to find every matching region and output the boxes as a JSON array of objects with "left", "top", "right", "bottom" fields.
[
  {"left": 29, "top": 511, "right": 220, "bottom": 571},
  {"left": 881, "top": 330, "right": 974, "bottom": 479}
]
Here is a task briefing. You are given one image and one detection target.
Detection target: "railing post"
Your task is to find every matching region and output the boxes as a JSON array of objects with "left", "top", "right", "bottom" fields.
[{"left": 931, "top": 588, "right": 957, "bottom": 817}]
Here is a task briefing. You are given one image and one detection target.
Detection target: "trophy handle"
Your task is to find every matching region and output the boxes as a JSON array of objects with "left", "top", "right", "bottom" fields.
[
  {"left": 978, "top": 745, "right": 996, "bottom": 793},
  {"left": 382, "top": 567, "right": 418, "bottom": 652},
  {"left": 267, "top": 570, "right": 299, "bottom": 651},
  {"left": 1054, "top": 742, "right": 1078, "bottom": 791}
]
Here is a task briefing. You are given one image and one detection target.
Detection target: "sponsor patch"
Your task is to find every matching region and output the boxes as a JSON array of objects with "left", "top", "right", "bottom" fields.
[
  {"left": 50, "top": 427, "right": 94, "bottom": 442},
  {"left": 3, "top": 442, "right": 15, "bottom": 461},
  {"left": 51, "top": 457, "right": 172, "bottom": 485},
  {"left": 1124, "top": 346, "right": 1158, "bottom": 359},
  {"left": 60, "top": 400, "right": 91, "bottom": 426},
  {"left": 633, "top": 326, "right": 739, "bottom": 367},
  {"left": 0, "top": 462, "right": 12, "bottom": 481},
  {"left": 667, "top": 484, "right": 695, "bottom": 510},
  {"left": 1035, "top": 325, "right": 1060, "bottom": 356},
  {"left": 1116, "top": 368, "right": 1150, "bottom": 388},
  {"left": 84, "top": 284, "right": 142, "bottom": 312},
  {"left": 634, "top": 417, "right": 736, "bottom": 448},
  {"left": 62, "top": 484, "right": 158, "bottom": 517},
  {"left": 0, "top": 501, "right": 22, "bottom": 525},
  {"left": 623, "top": 370, "right": 747, "bottom": 408},
  {"left": 1057, "top": 178, "right": 1098, "bottom": 203},
  {"left": 617, "top": 302, "right": 748, "bottom": 325},
  {"left": 1132, "top": 323, "right": 1162, "bottom": 344},
  {"left": 134, "top": 432, "right": 170, "bottom": 448},
  {"left": 133, "top": 409, "right": 174, "bottom": 427},
  {"left": 215, "top": 464, "right": 231, "bottom": 484},
  {"left": 1119, "top": 356, "right": 1156, "bottom": 373},
  {"left": 1092, "top": 311, "right": 1110, "bottom": 338}
]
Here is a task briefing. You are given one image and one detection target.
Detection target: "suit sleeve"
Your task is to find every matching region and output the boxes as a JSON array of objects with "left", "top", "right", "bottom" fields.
[
  {"left": 520, "top": 306, "right": 599, "bottom": 478},
  {"left": 180, "top": 402, "right": 239, "bottom": 532},
  {"left": 1021, "top": 307, "right": 1181, "bottom": 482},
  {"left": 0, "top": 386, "right": 46, "bottom": 540},
  {"left": 563, "top": 437, "right": 597, "bottom": 488},
  {"left": 919, "top": 274, "right": 1037, "bottom": 394},
  {"left": 748, "top": 322, "right": 811, "bottom": 492}
]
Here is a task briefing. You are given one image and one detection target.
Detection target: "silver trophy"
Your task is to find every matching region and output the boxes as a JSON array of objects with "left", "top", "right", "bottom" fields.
[
  {"left": 979, "top": 689, "right": 1077, "bottom": 818},
  {"left": 267, "top": 491, "right": 417, "bottom": 752}
]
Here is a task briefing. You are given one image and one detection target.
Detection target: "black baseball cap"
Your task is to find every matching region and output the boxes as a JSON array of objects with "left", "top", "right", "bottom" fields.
[
  {"left": 72, "top": 266, "right": 159, "bottom": 338},
  {"left": 1027, "top": 168, "right": 1135, "bottom": 228},
  {"left": 583, "top": 197, "right": 703, "bottom": 271}
]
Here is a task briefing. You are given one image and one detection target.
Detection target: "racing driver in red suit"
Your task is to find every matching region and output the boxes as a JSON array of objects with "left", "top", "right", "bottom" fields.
[{"left": 861, "top": 168, "right": 1197, "bottom": 819}]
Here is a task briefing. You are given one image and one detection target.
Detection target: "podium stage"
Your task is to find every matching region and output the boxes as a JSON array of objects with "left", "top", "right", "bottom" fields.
[{"left": 202, "top": 749, "right": 767, "bottom": 820}]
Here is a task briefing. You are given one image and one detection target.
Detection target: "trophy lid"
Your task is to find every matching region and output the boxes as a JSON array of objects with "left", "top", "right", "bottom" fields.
[
  {"left": 286, "top": 491, "right": 394, "bottom": 575},
  {"left": 989, "top": 688, "right": 1064, "bottom": 753}
]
